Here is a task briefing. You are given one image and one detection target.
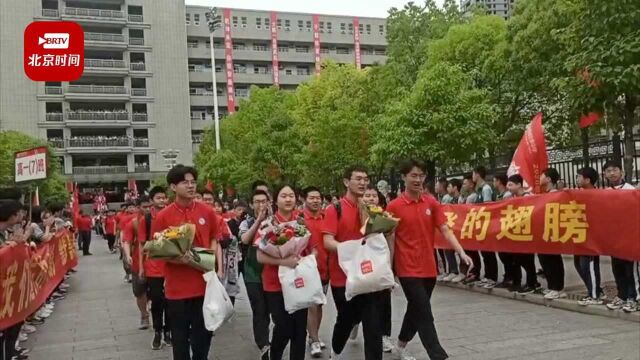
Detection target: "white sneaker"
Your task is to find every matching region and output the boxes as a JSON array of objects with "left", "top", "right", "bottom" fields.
[
  {"left": 22, "top": 324, "right": 36, "bottom": 334},
  {"left": 395, "top": 346, "right": 416, "bottom": 360},
  {"left": 382, "top": 335, "right": 395, "bottom": 353},
  {"left": 349, "top": 325, "right": 358, "bottom": 340},
  {"left": 451, "top": 273, "right": 466, "bottom": 283},
  {"left": 622, "top": 300, "right": 638, "bottom": 313},
  {"left": 310, "top": 342, "right": 323, "bottom": 357},
  {"left": 319, "top": 341, "right": 326, "bottom": 349},
  {"left": 441, "top": 273, "right": 457, "bottom": 282},
  {"left": 543, "top": 290, "right": 567, "bottom": 300},
  {"left": 436, "top": 274, "right": 446, "bottom": 281},
  {"left": 578, "top": 297, "right": 604, "bottom": 306},
  {"left": 59, "top": 283, "right": 70, "bottom": 289},
  {"left": 18, "top": 332, "right": 28, "bottom": 342},
  {"left": 542, "top": 289, "right": 551, "bottom": 295},
  {"left": 482, "top": 279, "right": 497, "bottom": 289},
  {"left": 606, "top": 297, "right": 625, "bottom": 310}
]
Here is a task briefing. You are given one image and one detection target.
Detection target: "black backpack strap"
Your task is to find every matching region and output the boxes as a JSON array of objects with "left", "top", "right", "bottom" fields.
[
  {"left": 335, "top": 200, "right": 342, "bottom": 220},
  {"left": 144, "top": 212, "right": 152, "bottom": 242}
]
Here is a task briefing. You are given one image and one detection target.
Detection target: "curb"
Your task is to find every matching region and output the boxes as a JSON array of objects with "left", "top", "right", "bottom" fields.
[{"left": 439, "top": 281, "right": 640, "bottom": 323}]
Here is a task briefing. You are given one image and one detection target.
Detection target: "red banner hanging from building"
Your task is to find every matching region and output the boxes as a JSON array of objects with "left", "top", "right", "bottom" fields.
[
  {"left": 434, "top": 190, "right": 640, "bottom": 261},
  {"left": 223, "top": 8, "right": 236, "bottom": 113},
  {"left": 270, "top": 11, "right": 280, "bottom": 86},
  {"left": 312, "top": 14, "right": 321, "bottom": 74},
  {"left": 353, "top": 17, "right": 361, "bottom": 70},
  {"left": 0, "top": 231, "right": 78, "bottom": 330}
]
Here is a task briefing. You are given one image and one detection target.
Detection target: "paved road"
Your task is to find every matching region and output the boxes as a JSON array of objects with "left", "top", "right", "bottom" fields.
[{"left": 25, "top": 238, "right": 640, "bottom": 360}]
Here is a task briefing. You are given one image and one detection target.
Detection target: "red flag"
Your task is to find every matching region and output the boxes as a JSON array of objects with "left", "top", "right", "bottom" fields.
[
  {"left": 71, "top": 185, "right": 80, "bottom": 229},
  {"left": 206, "top": 180, "right": 214, "bottom": 192},
  {"left": 579, "top": 112, "right": 601, "bottom": 128},
  {"left": 127, "top": 179, "right": 138, "bottom": 201},
  {"left": 507, "top": 113, "right": 548, "bottom": 194}
]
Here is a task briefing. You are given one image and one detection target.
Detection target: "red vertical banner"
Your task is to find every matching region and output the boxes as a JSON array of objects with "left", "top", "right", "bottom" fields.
[
  {"left": 507, "top": 113, "right": 549, "bottom": 194},
  {"left": 223, "top": 8, "right": 236, "bottom": 113},
  {"left": 353, "top": 17, "right": 361, "bottom": 70},
  {"left": 312, "top": 14, "right": 321, "bottom": 74},
  {"left": 270, "top": 11, "right": 280, "bottom": 86}
]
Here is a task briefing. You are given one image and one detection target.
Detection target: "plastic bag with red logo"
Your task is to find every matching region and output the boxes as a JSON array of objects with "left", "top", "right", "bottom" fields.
[
  {"left": 278, "top": 255, "right": 326, "bottom": 314},
  {"left": 337, "top": 233, "right": 395, "bottom": 301}
]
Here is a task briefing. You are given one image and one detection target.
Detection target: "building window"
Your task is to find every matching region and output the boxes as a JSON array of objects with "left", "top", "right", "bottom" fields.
[
  {"left": 278, "top": 45, "right": 288, "bottom": 52},
  {"left": 253, "top": 43, "right": 268, "bottom": 51},
  {"left": 187, "top": 39, "right": 198, "bottom": 48},
  {"left": 234, "top": 64, "right": 247, "bottom": 73},
  {"left": 233, "top": 42, "right": 246, "bottom": 50},
  {"left": 340, "top": 22, "right": 346, "bottom": 32},
  {"left": 319, "top": 21, "right": 324, "bottom": 31},
  {"left": 348, "top": 23, "right": 353, "bottom": 33},
  {"left": 254, "top": 65, "right": 268, "bottom": 74},
  {"left": 295, "top": 46, "right": 309, "bottom": 53},
  {"left": 232, "top": 16, "right": 238, "bottom": 27},
  {"left": 285, "top": 20, "right": 290, "bottom": 28},
  {"left": 374, "top": 48, "right": 386, "bottom": 55},
  {"left": 277, "top": 19, "right": 282, "bottom": 28},
  {"left": 298, "top": 20, "right": 304, "bottom": 31},
  {"left": 379, "top": 24, "right": 384, "bottom": 34},
  {"left": 306, "top": 20, "right": 312, "bottom": 31},
  {"left": 241, "top": 17, "right": 247, "bottom": 27},
  {"left": 256, "top": 17, "right": 261, "bottom": 29},
  {"left": 285, "top": 69, "right": 292, "bottom": 75},
  {"left": 336, "top": 47, "right": 350, "bottom": 54},
  {"left": 194, "top": 14, "right": 200, "bottom": 26},
  {"left": 358, "top": 23, "right": 363, "bottom": 34},
  {"left": 320, "top": 47, "right": 329, "bottom": 54},
  {"left": 296, "top": 66, "right": 310, "bottom": 76},
  {"left": 185, "top": 13, "right": 190, "bottom": 25},
  {"left": 265, "top": 17, "right": 270, "bottom": 28},
  {"left": 327, "top": 22, "right": 333, "bottom": 32},
  {"left": 365, "top": 24, "right": 371, "bottom": 34}
]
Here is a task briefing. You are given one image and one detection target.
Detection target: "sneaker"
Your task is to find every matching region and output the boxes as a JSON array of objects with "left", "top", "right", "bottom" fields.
[
  {"left": 310, "top": 342, "right": 323, "bottom": 357},
  {"left": 606, "top": 297, "right": 625, "bottom": 310},
  {"left": 319, "top": 341, "right": 326, "bottom": 349},
  {"left": 482, "top": 279, "right": 497, "bottom": 289},
  {"left": 26, "top": 318, "right": 44, "bottom": 326},
  {"left": 164, "top": 331, "right": 172, "bottom": 346},
  {"left": 543, "top": 290, "right": 567, "bottom": 300},
  {"left": 260, "top": 345, "right": 270, "bottom": 360},
  {"left": 349, "top": 325, "right": 358, "bottom": 340},
  {"left": 59, "top": 283, "right": 70, "bottom": 290},
  {"left": 441, "top": 273, "right": 455, "bottom": 282},
  {"left": 578, "top": 297, "right": 604, "bottom": 306},
  {"left": 451, "top": 273, "right": 466, "bottom": 283},
  {"left": 18, "top": 332, "right": 28, "bottom": 342},
  {"left": 382, "top": 335, "right": 395, "bottom": 353},
  {"left": 622, "top": 300, "right": 638, "bottom": 313},
  {"left": 22, "top": 325, "right": 36, "bottom": 334},
  {"left": 436, "top": 274, "right": 446, "bottom": 281},
  {"left": 517, "top": 286, "right": 536, "bottom": 295},
  {"left": 151, "top": 332, "right": 162, "bottom": 350},
  {"left": 395, "top": 345, "right": 416, "bottom": 360},
  {"left": 462, "top": 274, "right": 478, "bottom": 285},
  {"left": 495, "top": 281, "right": 511, "bottom": 289},
  {"left": 139, "top": 316, "right": 150, "bottom": 330},
  {"left": 124, "top": 274, "right": 130, "bottom": 283}
]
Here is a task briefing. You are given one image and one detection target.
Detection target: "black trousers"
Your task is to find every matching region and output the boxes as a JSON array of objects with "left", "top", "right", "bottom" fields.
[
  {"left": 79, "top": 230, "right": 91, "bottom": 254},
  {"left": 331, "top": 287, "right": 382, "bottom": 360},
  {"left": 147, "top": 277, "right": 169, "bottom": 333},
  {"left": 611, "top": 257, "right": 638, "bottom": 301},
  {"left": 480, "top": 251, "right": 498, "bottom": 281},
  {"left": 513, "top": 254, "right": 538, "bottom": 288},
  {"left": 574, "top": 256, "right": 602, "bottom": 299},
  {"left": 498, "top": 252, "right": 516, "bottom": 283},
  {"left": 398, "top": 278, "right": 448, "bottom": 360},
  {"left": 0, "top": 321, "right": 22, "bottom": 360},
  {"left": 265, "top": 291, "right": 307, "bottom": 360},
  {"left": 245, "top": 282, "right": 270, "bottom": 349},
  {"left": 380, "top": 289, "right": 392, "bottom": 337},
  {"left": 167, "top": 297, "right": 212, "bottom": 360},
  {"left": 105, "top": 234, "right": 116, "bottom": 251},
  {"left": 538, "top": 254, "right": 565, "bottom": 291}
]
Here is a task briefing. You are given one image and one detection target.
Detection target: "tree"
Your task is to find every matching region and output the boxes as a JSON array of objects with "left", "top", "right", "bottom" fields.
[{"left": 0, "top": 131, "right": 68, "bottom": 204}]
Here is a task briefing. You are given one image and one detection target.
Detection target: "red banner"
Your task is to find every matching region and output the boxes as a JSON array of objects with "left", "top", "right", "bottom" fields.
[
  {"left": 0, "top": 231, "right": 78, "bottom": 329},
  {"left": 223, "top": 8, "right": 236, "bottom": 113},
  {"left": 579, "top": 112, "right": 601, "bottom": 128},
  {"left": 270, "top": 11, "right": 280, "bottom": 86},
  {"left": 353, "top": 17, "right": 361, "bottom": 70},
  {"left": 507, "top": 113, "right": 548, "bottom": 194},
  {"left": 312, "top": 14, "right": 321, "bottom": 74},
  {"left": 435, "top": 190, "right": 640, "bottom": 261}
]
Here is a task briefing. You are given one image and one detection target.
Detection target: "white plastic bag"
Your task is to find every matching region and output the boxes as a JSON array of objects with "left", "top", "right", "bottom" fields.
[
  {"left": 202, "top": 271, "right": 234, "bottom": 331},
  {"left": 278, "top": 255, "right": 327, "bottom": 314},
  {"left": 337, "top": 233, "right": 395, "bottom": 301}
]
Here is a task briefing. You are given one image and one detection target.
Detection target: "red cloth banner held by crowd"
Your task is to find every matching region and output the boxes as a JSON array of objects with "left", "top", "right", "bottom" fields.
[
  {"left": 0, "top": 231, "right": 78, "bottom": 329},
  {"left": 270, "top": 11, "right": 280, "bottom": 86},
  {"left": 507, "top": 112, "right": 548, "bottom": 194},
  {"left": 223, "top": 8, "right": 236, "bottom": 113},
  {"left": 435, "top": 190, "right": 640, "bottom": 261}
]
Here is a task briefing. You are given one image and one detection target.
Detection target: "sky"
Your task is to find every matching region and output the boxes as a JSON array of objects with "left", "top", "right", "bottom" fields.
[{"left": 184, "top": 0, "right": 446, "bottom": 18}]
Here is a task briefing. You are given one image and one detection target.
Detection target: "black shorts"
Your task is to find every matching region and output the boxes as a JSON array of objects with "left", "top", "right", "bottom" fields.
[{"left": 131, "top": 273, "right": 147, "bottom": 298}]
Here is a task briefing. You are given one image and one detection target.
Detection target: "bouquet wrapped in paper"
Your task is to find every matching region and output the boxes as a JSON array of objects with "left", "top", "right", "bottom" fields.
[
  {"left": 143, "top": 223, "right": 216, "bottom": 272},
  {"left": 360, "top": 204, "right": 400, "bottom": 236},
  {"left": 254, "top": 216, "right": 310, "bottom": 258}
]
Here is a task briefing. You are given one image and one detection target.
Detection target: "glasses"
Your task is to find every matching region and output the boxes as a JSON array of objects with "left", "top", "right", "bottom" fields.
[{"left": 350, "top": 177, "right": 370, "bottom": 184}]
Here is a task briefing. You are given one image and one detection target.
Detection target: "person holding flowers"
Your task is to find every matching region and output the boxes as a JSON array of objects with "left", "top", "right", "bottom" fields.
[
  {"left": 256, "top": 184, "right": 315, "bottom": 360},
  {"left": 150, "top": 165, "right": 223, "bottom": 360}
]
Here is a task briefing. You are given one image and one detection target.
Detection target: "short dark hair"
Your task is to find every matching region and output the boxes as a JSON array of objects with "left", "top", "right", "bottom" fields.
[
  {"left": 47, "top": 202, "right": 64, "bottom": 215},
  {"left": 166, "top": 164, "right": 198, "bottom": 185},
  {"left": 463, "top": 174, "right": 474, "bottom": 182},
  {"left": 31, "top": 206, "right": 44, "bottom": 223},
  {"left": 578, "top": 167, "right": 598, "bottom": 185},
  {"left": 136, "top": 195, "right": 150, "bottom": 205},
  {"left": 543, "top": 168, "right": 560, "bottom": 184},
  {"left": 449, "top": 178, "right": 462, "bottom": 192},
  {"left": 235, "top": 200, "right": 248, "bottom": 209},
  {"left": 302, "top": 186, "right": 322, "bottom": 199},
  {"left": 120, "top": 203, "right": 127, "bottom": 209},
  {"left": 124, "top": 201, "right": 136, "bottom": 208},
  {"left": 342, "top": 164, "right": 369, "bottom": 180},
  {"left": 252, "top": 190, "right": 269, "bottom": 201},
  {"left": 201, "top": 189, "right": 215, "bottom": 197},
  {"left": 0, "top": 200, "right": 23, "bottom": 222},
  {"left": 251, "top": 180, "right": 269, "bottom": 192},
  {"left": 273, "top": 184, "right": 296, "bottom": 201},
  {"left": 603, "top": 160, "right": 622, "bottom": 170},
  {"left": 494, "top": 173, "right": 508, "bottom": 187},
  {"left": 399, "top": 158, "right": 427, "bottom": 176},
  {"left": 214, "top": 198, "right": 224, "bottom": 207},
  {"left": 473, "top": 166, "right": 487, "bottom": 179},
  {"left": 437, "top": 177, "right": 449, "bottom": 186},
  {"left": 149, "top": 186, "right": 166, "bottom": 199},
  {"left": 508, "top": 174, "right": 524, "bottom": 185}
]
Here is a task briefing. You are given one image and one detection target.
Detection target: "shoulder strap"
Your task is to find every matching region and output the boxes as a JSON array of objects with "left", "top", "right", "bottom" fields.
[{"left": 144, "top": 212, "right": 152, "bottom": 242}]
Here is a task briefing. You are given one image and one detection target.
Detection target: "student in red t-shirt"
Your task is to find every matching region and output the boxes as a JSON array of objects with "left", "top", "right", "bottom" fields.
[
  {"left": 118, "top": 202, "right": 139, "bottom": 282},
  {"left": 322, "top": 165, "right": 382, "bottom": 360},
  {"left": 256, "top": 185, "right": 314, "bottom": 360},
  {"left": 386, "top": 159, "right": 472, "bottom": 360},
  {"left": 150, "top": 165, "right": 223, "bottom": 360},
  {"left": 76, "top": 209, "right": 93, "bottom": 255},
  {"left": 301, "top": 186, "right": 327, "bottom": 357},
  {"left": 103, "top": 209, "right": 117, "bottom": 253}
]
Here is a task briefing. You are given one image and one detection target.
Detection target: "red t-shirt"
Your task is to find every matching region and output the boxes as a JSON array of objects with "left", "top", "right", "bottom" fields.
[
  {"left": 386, "top": 192, "right": 446, "bottom": 278},
  {"left": 77, "top": 216, "right": 93, "bottom": 232},
  {"left": 217, "top": 216, "right": 231, "bottom": 240},
  {"left": 118, "top": 213, "right": 137, "bottom": 231},
  {"left": 122, "top": 211, "right": 166, "bottom": 277},
  {"left": 321, "top": 197, "right": 363, "bottom": 287},
  {"left": 151, "top": 201, "right": 221, "bottom": 300},
  {"left": 304, "top": 209, "right": 328, "bottom": 282},
  {"left": 104, "top": 215, "right": 117, "bottom": 235},
  {"left": 122, "top": 215, "right": 144, "bottom": 274}
]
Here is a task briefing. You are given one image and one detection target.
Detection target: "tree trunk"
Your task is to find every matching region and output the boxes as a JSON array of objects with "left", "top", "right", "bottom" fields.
[
  {"left": 622, "top": 94, "right": 637, "bottom": 183},
  {"left": 426, "top": 159, "right": 436, "bottom": 185},
  {"left": 580, "top": 127, "right": 590, "bottom": 168}
]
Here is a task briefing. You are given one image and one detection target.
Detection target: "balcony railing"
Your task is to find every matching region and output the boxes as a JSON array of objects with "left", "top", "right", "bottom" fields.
[
  {"left": 46, "top": 113, "right": 63, "bottom": 121},
  {"left": 68, "top": 138, "right": 131, "bottom": 147},
  {"left": 190, "top": 88, "right": 214, "bottom": 96},
  {"left": 73, "top": 166, "right": 128, "bottom": 174},
  {"left": 84, "top": 32, "right": 125, "bottom": 43},
  {"left": 132, "top": 113, "right": 148, "bottom": 122},
  {"left": 85, "top": 59, "right": 126, "bottom": 68},
  {"left": 131, "top": 88, "right": 147, "bottom": 96},
  {"left": 45, "top": 87, "right": 63, "bottom": 95},
  {"left": 67, "top": 111, "right": 129, "bottom": 121},
  {"left": 48, "top": 139, "right": 64, "bottom": 148},
  {"left": 130, "top": 62, "right": 146, "bottom": 71},
  {"left": 192, "top": 135, "right": 204, "bottom": 144},
  {"left": 42, "top": 9, "right": 59, "bottom": 17},
  {"left": 67, "top": 85, "right": 128, "bottom": 94},
  {"left": 133, "top": 138, "right": 149, "bottom": 147},
  {"left": 64, "top": 7, "right": 124, "bottom": 19},
  {"left": 135, "top": 164, "right": 150, "bottom": 172},
  {"left": 188, "top": 65, "right": 212, "bottom": 72},
  {"left": 128, "top": 14, "right": 143, "bottom": 22},
  {"left": 129, "top": 38, "right": 145, "bottom": 46}
]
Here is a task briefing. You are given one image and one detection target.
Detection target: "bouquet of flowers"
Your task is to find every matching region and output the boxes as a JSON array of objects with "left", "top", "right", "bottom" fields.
[
  {"left": 143, "top": 223, "right": 216, "bottom": 272},
  {"left": 360, "top": 204, "right": 400, "bottom": 235},
  {"left": 255, "top": 216, "right": 310, "bottom": 258}
]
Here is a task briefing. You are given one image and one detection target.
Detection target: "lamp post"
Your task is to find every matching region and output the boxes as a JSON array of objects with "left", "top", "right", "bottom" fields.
[
  {"left": 160, "top": 149, "right": 180, "bottom": 170},
  {"left": 205, "top": 7, "right": 222, "bottom": 152}
]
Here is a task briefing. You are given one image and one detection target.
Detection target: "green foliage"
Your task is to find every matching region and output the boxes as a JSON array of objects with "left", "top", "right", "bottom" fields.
[{"left": 0, "top": 131, "right": 68, "bottom": 203}]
